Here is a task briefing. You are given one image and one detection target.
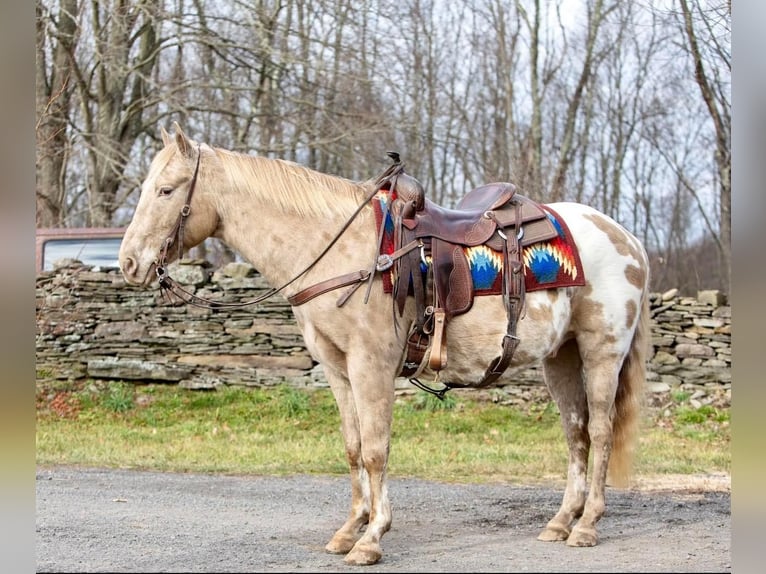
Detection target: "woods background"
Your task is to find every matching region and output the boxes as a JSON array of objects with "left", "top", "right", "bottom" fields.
[{"left": 35, "top": 0, "right": 731, "bottom": 295}]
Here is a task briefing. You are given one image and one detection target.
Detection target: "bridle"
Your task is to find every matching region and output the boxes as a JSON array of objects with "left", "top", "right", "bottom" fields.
[
  {"left": 154, "top": 145, "right": 202, "bottom": 283},
  {"left": 153, "top": 144, "right": 387, "bottom": 310}
]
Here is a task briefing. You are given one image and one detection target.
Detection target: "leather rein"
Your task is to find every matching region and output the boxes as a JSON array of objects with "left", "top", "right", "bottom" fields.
[{"left": 154, "top": 144, "right": 383, "bottom": 310}]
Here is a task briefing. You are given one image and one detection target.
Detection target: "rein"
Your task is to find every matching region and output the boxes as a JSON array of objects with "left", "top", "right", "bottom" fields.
[{"left": 154, "top": 144, "right": 382, "bottom": 310}]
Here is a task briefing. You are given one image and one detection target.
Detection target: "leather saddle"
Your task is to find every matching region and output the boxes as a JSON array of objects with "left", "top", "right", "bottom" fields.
[{"left": 374, "top": 156, "right": 558, "bottom": 389}]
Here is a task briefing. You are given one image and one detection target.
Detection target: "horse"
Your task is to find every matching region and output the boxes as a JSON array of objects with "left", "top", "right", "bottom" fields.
[{"left": 119, "top": 123, "right": 650, "bottom": 566}]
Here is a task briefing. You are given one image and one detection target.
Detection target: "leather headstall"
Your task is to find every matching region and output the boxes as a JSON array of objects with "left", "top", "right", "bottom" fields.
[{"left": 155, "top": 144, "right": 202, "bottom": 288}]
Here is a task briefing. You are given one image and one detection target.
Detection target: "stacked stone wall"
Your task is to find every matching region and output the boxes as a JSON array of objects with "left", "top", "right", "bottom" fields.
[{"left": 36, "top": 261, "right": 731, "bottom": 401}]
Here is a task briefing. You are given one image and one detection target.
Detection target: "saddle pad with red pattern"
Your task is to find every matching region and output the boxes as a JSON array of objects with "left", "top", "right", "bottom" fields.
[{"left": 373, "top": 192, "right": 585, "bottom": 294}]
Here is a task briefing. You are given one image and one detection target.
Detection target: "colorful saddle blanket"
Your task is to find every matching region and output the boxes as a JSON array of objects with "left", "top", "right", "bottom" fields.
[{"left": 373, "top": 193, "right": 585, "bottom": 295}]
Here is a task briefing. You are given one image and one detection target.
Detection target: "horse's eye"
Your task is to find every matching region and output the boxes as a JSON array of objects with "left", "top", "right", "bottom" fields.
[{"left": 158, "top": 186, "right": 174, "bottom": 197}]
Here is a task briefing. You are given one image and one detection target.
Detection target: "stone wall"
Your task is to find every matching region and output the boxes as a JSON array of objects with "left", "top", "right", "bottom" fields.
[{"left": 36, "top": 260, "right": 731, "bottom": 399}]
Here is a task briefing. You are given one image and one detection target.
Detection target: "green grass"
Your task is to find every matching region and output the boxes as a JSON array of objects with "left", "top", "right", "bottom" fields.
[{"left": 36, "top": 380, "right": 730, "bottom": 484}]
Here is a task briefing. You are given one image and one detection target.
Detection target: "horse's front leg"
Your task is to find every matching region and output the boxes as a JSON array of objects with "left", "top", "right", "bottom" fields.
[
  {"left": 342, "top": 364, "right": 396, "bottom": 566},
  {"left": 323, "top": 367, "right": 371, "bottom": 555}
]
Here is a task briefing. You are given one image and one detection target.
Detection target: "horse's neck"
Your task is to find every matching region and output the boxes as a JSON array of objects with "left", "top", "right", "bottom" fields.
[{"left": 215, "top": 161, "right": 374, "bottom": 288}]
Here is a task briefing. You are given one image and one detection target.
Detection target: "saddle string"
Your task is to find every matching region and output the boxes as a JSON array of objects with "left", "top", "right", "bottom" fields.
[{"left": 154, "top": 146, "right": 389, "bottom": 310}]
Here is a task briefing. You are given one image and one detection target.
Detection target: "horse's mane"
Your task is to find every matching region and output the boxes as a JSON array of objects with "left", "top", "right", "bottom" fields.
[{"left": 214, "top": 148, "right": 375, "bottom": 220}]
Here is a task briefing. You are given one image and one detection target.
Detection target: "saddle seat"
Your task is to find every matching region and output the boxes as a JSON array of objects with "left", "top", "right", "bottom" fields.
[{"left": 404, "top": 184, "right": 558, "bottom": 249}]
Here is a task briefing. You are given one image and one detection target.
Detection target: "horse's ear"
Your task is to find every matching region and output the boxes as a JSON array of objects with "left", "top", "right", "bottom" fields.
[
  {"left": 172, "top": 121, "right": 194, "bottom": 158},
  {"left": 160, "top": 126, "right": 172, "bottom": 147}
]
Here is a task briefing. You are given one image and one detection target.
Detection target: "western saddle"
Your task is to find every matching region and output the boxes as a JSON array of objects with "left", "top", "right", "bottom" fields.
[
  {"left": 372, "top": 154, "right": 558, "bottom": 394},
  {"left": 286, "top": 153, "right": 559, "bottom": 397}
]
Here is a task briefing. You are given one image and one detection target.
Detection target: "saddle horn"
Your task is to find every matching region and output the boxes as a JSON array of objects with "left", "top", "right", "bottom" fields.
[{"left": 375, "top": 152, "right": 425, "bottom": 212}]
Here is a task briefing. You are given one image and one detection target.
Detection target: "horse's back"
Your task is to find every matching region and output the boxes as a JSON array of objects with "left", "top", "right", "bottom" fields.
[
  {"left": 549, "top": 202, "right": 648, "bottom": 294},
  {"left": 549, "top": 201, "right": 649, "bottom": 355}
]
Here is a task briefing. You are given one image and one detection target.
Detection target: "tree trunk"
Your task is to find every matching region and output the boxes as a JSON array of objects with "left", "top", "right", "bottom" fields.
[
  {"left": 35, "top": 0, "right": 79, "bottom": 227},
  {"left": 678, "top": 0, "right": 731, "bottom": 293}
]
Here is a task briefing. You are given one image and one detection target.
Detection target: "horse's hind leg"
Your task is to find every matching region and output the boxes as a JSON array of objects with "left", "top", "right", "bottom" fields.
[
  {"left": 565, "top": 353, "right": 622, "bottom": 547},
  {"left": 323, "top": 368, "right": 370, "bottom": 555},
  {"left": 538, "top": 338, "right": 590, "bottom": 542}
]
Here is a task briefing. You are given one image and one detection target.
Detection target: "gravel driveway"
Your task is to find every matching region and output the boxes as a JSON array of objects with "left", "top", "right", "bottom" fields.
[{"left": 36, "top": 466, "right": 730, "bottom": 573}]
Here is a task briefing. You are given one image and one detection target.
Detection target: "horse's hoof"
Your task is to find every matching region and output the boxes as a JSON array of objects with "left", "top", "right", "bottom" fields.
[
  {"left": 344, "top": 543, "right": 382, "bottom": 566},
  {"left": 537, "top": 525, "right": 570, "bottom": 542},
  {"left": 566, "top": 525, "right": 598, "bottom": 547},
  {"left": 325, "top": 533, "right": 357, "bottom": 555}
]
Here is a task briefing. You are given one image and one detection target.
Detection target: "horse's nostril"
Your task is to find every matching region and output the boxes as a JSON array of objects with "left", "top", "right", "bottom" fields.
[{"left": 122, "top": 256, "right": 137, "bottom": 278}]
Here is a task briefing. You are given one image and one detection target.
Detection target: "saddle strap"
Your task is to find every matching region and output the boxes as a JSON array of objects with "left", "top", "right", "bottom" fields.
[
  {"left": 427, "top": 309, "right": 448, "bottom": 371},
  {"left": 287, "top": 270, "right": 370, "bottom": 306},
  {"left": 394, "top": 220, "right": 424, "bottom": 317},
  {"left": 472, "top": 202, "right": 526, "bottom": 387}
]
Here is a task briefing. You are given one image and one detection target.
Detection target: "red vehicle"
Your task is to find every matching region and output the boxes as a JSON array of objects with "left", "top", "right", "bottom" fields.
[{"left": 36, "top": 227, "right": 126, "bottom": 273}]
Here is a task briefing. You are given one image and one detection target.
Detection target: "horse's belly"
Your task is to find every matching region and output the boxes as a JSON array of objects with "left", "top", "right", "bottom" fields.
[{"left": 430, "top": 290, "right": 572, "bottom": 386}]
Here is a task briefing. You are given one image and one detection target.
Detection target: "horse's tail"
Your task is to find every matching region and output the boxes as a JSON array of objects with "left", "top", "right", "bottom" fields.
[{"left": 608, "top": 287, "right": 650, "bottom": 487}]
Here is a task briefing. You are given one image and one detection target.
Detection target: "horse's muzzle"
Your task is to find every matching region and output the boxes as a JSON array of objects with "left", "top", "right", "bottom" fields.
[{"left": 120, "top": 256, "right": 155, "bottom": 287}]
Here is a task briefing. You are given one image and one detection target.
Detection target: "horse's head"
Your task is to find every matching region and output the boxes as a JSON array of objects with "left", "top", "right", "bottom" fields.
[{"left": 119, "top": 123, "right": 220, "bottom": 286}]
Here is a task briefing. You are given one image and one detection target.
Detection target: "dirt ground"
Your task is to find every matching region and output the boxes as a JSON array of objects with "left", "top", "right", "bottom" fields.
[{"left": 35, "top": 466, "right": 730, "bottom": 573}]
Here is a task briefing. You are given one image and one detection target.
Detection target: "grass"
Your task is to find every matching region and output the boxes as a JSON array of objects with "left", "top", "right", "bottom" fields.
[{"left": 35, "top": 379, "right": 730, "bottom": 485}]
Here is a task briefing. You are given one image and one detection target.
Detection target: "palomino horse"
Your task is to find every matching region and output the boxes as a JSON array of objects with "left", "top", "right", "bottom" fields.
[{"left": 119, "top": 124, "right": 650, "bottom": 566}]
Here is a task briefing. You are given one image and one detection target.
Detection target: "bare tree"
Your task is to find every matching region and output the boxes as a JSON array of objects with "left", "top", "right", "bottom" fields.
[
  {"left": 36, "top": 0, "right": 165, "bottom": 227},
  {"left": 548, "top": 0, "right": 618, "bottom": 201},
  {"left": 36, "top": 0, "right": 79, "bottom": 227},
  {"left": 83, "top": 1, "right": 164, "bottom": 225},
  {"left": 34, "top": 0, "right": 731, "bottom": 293},
  {"left": 677, "top": 0, "right": 731, "bottom": 292},
  {"left": 513, "top": 0, "right": 568, "bottom": 199}
]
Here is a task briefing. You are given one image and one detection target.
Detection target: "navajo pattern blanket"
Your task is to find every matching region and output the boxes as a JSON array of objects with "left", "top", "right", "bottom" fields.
[{"left": 373, "top": 193, "right": 585, "bottom": 295}]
